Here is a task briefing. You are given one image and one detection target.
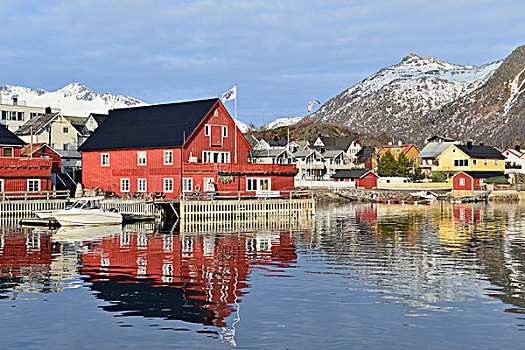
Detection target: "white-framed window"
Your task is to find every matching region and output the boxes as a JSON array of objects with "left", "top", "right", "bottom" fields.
[
  {"left": 182, "top": 178, "right": 193, "bottom": 192},
  {"left": 495, "top": 160, "right": 499, "bottom": 166},
  {"left": 27, "top": 179, "right": 40, "bottom": 192},
  {"left": 63, "top": 126, "right": 69, "bottom": 134},
  {"left": 484, "top": 160, "right": 488, "bottom": 166},
  {"left": 459, "top": 178, "right": 465, "bottom": 186},
  {"left": 163, "top": 178, "right": 173, "bottom": 193},
  {"left": 120, "top": 178, "right": 130, "bottom": 193},
  {"left": 246, "top": 178, "right": 271, "bottom": 191},
  {"left": 214, "top": 109, "right": 219, "bottom": 117},
  {"left": 137, "top": 178, "right": 147, "bottom": 192},
  {"left": 63, "top": 143, "right": 70, "bottom": 151},
  {"left": 473, "top": 159, "right": 477, "bottom": 166},
  {"left": 0, "top": 179, "right": 4, "bottom": 192},
  {"left": 202, "top": 151, "right": 230, "bottom": 163},
  {"left": 101, "top": 153, "right": 109, "bottom": 166},
  {"left": 453, "top": 159, "right": 469, "bottom": 167},
  {"left": 137, "top": 151, "right": 147, "bottom": 166},
  {"left": 164, "top": 150, "right": 173, "bottom": 165},
  {"left": 222, "top": 126, "right": 228, "bottom": 137},
  {"left": 205, "top": 124, "right": 211, "bottom": 136},
  {"left": 3, "top": 147, "right": 13, "bottom": 157},
  {"left": 203, "top": 178, "right": 215, "bottom": 192}
]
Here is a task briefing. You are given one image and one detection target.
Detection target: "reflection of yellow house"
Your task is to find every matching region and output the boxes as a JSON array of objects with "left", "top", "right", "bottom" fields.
[
  {"left": 373, "top": 144, "right": 420, "bottom": 168},
  {"left": 432, "top": 143, "right": 505, "bottom": 174}
]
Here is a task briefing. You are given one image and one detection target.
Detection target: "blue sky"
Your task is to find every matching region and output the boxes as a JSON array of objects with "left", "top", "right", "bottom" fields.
[{"left": 1, "top": 0, "right": 524, "bottom": 126}]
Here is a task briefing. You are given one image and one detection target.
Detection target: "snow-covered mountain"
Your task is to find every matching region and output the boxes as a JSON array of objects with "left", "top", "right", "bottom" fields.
[
  {"left": 0, "top": 83, "right": 145, "bottom": 116},
  {"left": 234, "top": 119, "right": 254, "bottom": 133},
  {"left": 307, "top": 53, "right": 504, "bottom": 142},
  {"left": 263, "top": 116, "right": 303, "bottom": 130}
]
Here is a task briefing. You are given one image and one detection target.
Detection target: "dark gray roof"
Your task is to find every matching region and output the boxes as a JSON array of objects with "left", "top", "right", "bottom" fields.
[
  {"left": 263, "top": 138, "right": 288, "bottom": 147},
  {"left": 418, "top": 141, "right": 459, "bottom": 159},
  {"left": 64, "top": 116, "right": 91, "bottom": 136},
  {"left": 0, "top": 123, "right": 25, "bottom": 146},
  {"left": 456, "top": 145, "right": 505, "bottom": 160},
  {"left": 332, "top": 169, "right": 376, "bottom": 179},
  {"left": 355, "top": 146, "right": 375, "bottom": 163},
  {"left": 90, "top": 113, "right": 108, "bottom": 126},
  {"left": 318, "top": 136, "right": 359, "bottom": 151},
  {"left": 79, "top": 99, "right": 218, "bottom": 152},
  {"left": 456, "top": 171, "right": 506, "bottom": 179}
]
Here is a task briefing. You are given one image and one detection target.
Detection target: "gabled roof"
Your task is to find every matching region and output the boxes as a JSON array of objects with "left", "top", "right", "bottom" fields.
[
  {"left": 453, "top": 171, "right": 506, "bottom": 179},
  {"left": 455, "top": 144, "right": 505, "bottom": 160},
  {"left": 426, "top": 135, "right": 455, "bottom": 143},
  {"left": 332, "top": 169, "right": 377, "bottom": 179},
  {"left": 263, "top": 138, "right": 288, "bottom": 147},
  {"left": 21, "top": 142, "right": 61, "bottom": 157},
  {"left": 0, "top": 123, "right": 25, "bottom": 147},
  {"left": 317, "top": 136, "right": 359, "bottom": 151},
  {"left": 79, "top": 98, "right": 218, "bottom": 152},
  {"left": 64, "top": 116, "right": 91, "bottom": 136},
  {"left": 417, "top": 141, "right": 459, "bottom": 159},
  {"left": 15, "top": 113, "right": 60, "bottom": 135},
  {"left": 246, "top": 135, "right": 259, "bottom": 148},
  {"left": 502, "top": 148, "right": 523, "bottom": 158},
  {"left": 355, "top": 146, "right": 375, "bottom": 163},
  {"left": 253, "top": 149, "right": 294, "bottom": 158},
  {"left": 89, "top": 113, "right": 108, "bottom": 126},
  {"left": 293, "top": 149, "right": 321, "bottom": 159},
  {"left": 319, "top": 149, "right": 348, "bottom": 159}
]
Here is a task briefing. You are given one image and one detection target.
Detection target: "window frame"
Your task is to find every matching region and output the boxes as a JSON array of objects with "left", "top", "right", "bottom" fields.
[
  {"left": 137, "top": 151, "right": 147, "bottom": 166},
  {"left": 182, "top": 178, "right": 193, "bottom": 192},
  {"left": 101, "top": 153, "right": 110, "bottom": 167},
  {"left": 205, "top": 124, "right": 211, "bottom": 136},
  {"left": 3, "top": 147, "right": 13, "bottom": 157},
  {"left": 163, "top": 150, "right": 174, "bottom": 165},
  {"left": 222, "top": 126, "right": 228, "bottom": 137},
  {"left": 120, "top": 178, "right": 130, "bottom": 193},
  {"left": 163, "top": 178, "right": 174, "bottom": 193},
  {"left": 27, "top": 179, "right": 40, "bottom": 192},
  {"left": 137, "top": 178, "right": 147, "bottom": 193},
  {"left": 63, "top": 126, "right": 69, "bottom": 134}
]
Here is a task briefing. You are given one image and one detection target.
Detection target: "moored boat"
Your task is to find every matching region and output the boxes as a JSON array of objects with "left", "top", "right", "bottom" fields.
[{"left": 50, "top": 196, "right": 123, "bottom": 226}]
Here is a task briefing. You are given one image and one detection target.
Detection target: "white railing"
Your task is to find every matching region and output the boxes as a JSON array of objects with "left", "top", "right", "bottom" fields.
[{"left": 294, "top": 180, "right": 356, "bottom": 189}]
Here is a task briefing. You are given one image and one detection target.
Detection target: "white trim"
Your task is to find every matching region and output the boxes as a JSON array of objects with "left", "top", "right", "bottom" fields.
[
  {"left": 101, "top": 153, "right": 110, "bottom": 167},
  {"left": 120, "top": 178, "right": 130, "bottom": 193},
  {"left": 246, "top": 177, "right": 271, "bottom": 191},
  {"left": 137, "top": 151, "right": 147, "bottom": 166},
  {"left": 137, "top": 178, "right": 147, "bottom": 192},
  {"left": 0, "top": 179, "right": 4, "bottom": 192},
  {"left": 163, "top": 150, "right": 174, "bottom": 165},
  {"left": 182, "top": 178, "right": 193, "bottom": 192},
  {"left": 163, "top": 178, "right": 174, "bottom": 193},
  {"left": 27, "top": 179, "right": 40, "bottom": 192}
]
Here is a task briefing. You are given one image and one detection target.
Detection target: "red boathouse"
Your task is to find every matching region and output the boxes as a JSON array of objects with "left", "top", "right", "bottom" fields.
[{"left": 79, "top": 98, "right": 296, "bottom": 198}]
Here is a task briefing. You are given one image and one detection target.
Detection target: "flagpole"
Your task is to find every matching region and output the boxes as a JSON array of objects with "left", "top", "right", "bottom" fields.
[{"left": 234, "top": 84, "right": 237, "bottom": 164}]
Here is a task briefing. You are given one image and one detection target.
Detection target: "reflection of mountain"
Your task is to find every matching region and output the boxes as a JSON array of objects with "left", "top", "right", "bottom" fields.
[{"left": 80, "top": 231, "right": 297, "bottom": 327}]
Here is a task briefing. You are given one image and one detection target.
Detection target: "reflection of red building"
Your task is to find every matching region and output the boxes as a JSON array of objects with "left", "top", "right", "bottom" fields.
[
  {"left": 80, "top": 231, "right": 297, "bottom": 326},
  {"left": 453, "top": 205, "right": 481, "bottom": 223},
  {"left": 0, "top": 229, "right": 54, "bottom": 279},
  {"left": 355, "top": 205, "right": 378, "bottom": 226}
]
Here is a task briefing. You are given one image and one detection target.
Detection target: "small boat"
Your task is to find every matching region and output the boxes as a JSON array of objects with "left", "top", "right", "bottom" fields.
[{"left": 51, "top": 196, "right": 123, "bottom": 226}]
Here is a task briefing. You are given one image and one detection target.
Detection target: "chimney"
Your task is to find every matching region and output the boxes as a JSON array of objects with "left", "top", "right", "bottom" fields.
[
  {"left": 479, "top": 142, "right": 484, "bottom": 146},
  {"left": 515, "top": 145, "right": 521, "bottom": 152},
  {"left": 388, "top": 141, "right": 393, "bottom": 145},
  {"left": 45, "top": 107, "right": 52, "bottom": 114},
  {"left": 398, "top": 140, "right": 403, "bottom": 146},
  {"left": 467, "top": 141, "right": 473, "bottom": 149}
]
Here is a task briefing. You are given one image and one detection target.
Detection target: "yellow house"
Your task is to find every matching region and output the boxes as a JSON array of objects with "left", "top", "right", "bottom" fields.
[
  {"left": 373, "top": 144, "right": 420, "bottom": 168},
  {"left": 432, "top": 143, "right": 505, "bottom": 174}
]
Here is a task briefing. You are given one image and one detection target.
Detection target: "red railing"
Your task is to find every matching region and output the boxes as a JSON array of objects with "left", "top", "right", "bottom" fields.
[
  {"left": 0, "top": 157, "right": 52, "bottom": 168},
  {"left": 182, "top": 163, "right": 296, "bottom": 174}
]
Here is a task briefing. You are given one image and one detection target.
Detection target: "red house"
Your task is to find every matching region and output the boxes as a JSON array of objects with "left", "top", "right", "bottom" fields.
[
  {"left": 79, "top": 98, "right": 296, "bottom": 198},
  {"left": 21, "top": 143, "right": 62, "bottom": 173},
  {"left": 452, "top": 171, "right": 507, "bottom": 196},
  {"left": 332, "top": 169, "right": 379, "bottom": 189},
  {"left": 0, "top": 125, "right": 52, "bottom": 193}
]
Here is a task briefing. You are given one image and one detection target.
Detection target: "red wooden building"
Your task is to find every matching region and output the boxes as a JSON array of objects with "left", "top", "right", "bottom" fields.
[
  {"left": 79, "top": 98, "right": 296, "bottom": 198},
  {"left": 0, "top": 125, "right": 52, "bottom": 193},
  {"left": 332, "top": 169, "right": 379, "bottom": 189},
  {"left": 452, "top": 171, "right": 507, "bottom": 192}
]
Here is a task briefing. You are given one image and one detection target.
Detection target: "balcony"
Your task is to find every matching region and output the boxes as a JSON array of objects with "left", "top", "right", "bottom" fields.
[
  {"left": 0, "top": 157, "right": 52, "bottom": 168},
  {"left": 182, "top": 162, "right": 297, "bottom": 175}
]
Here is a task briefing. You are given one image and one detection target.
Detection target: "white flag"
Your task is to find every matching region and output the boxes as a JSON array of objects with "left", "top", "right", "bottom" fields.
[{"left": 221, "top": 85, "right": 236, "bottom": 102}]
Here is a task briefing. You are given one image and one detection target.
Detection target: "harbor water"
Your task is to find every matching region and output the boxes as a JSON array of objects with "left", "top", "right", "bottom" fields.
[{"left": 1, "top": 202, "right": 525, "bottom": 348}]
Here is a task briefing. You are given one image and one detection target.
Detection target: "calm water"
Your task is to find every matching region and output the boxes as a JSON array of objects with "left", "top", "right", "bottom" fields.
[{"left": 1, "top": 202, "right": 525, "bottom": 349}]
